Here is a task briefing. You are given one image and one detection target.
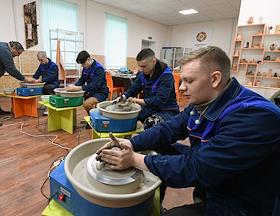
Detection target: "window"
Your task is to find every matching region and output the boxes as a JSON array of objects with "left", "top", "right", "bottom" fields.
[
  {"left": 105, "top": 13, "right": 128, "bottom": 69},
  {"left": 41, "top": 0, "right": 78, "bottom": 57}
]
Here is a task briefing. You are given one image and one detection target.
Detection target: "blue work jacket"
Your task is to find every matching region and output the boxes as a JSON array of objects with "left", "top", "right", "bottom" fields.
[
  {"left": 75, "top": 60, "right": 108, "bottom": 102},
  {"left": 33, "top": 58, "right": 59, "bottom": 87},
  {"left": 124, "top": 60, "right": 179, "bottom": 120},
  {"left": 131, "top": 78, "right": 280, "bottom": 215}
]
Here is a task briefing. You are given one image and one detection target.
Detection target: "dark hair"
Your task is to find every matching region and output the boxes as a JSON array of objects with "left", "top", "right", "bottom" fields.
[
  {"left": 9, "top": 41, "right": 24, "bottom": 51},
  {"left": 76, "top": 50, "right": 90, "bottom": 64},
  {"left": 179, "top": 46, "right": 231, "bottom": 78},
  {"left": 136, "top": 48, "right": 155, "bottom": 61}
]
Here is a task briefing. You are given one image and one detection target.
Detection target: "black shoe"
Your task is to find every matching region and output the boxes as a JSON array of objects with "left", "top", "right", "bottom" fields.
[
  {"left": 0, "top": 108, "right": 11, "bottom": 115},
  {"left": 86, "top": 124, "right": 91, "bottom": 129}
]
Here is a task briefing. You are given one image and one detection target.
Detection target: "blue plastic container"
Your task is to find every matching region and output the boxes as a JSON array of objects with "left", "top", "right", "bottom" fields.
[
  {"left": 16, "top": 87, "right": 43, "bottom": 96},
  {"left": 50, "top": 161, "right": 154, "bottom": 216},
  {"left": 90, "top": 109, "right": 138, "bottom": 132}
]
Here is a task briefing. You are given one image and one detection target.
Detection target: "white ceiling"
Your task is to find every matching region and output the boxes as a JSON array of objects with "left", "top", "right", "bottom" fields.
[{"left": 93, "top": 0, "right": 241, "bottom": 26}]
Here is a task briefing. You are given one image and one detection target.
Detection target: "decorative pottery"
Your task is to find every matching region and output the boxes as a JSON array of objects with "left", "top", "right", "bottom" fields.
[
  {"left": 236, "top": 33, "right": 242, "bottom": 41},
  {"left": 247, "top": 17, "right": 254, "bottom": 25},
  {"left": 270, "top": 43, "right": 276, "bottom": 51}
]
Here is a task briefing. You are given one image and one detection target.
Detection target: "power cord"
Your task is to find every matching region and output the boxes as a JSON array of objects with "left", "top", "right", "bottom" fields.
[
  {"left": 41, "top": 156, "right": 65, "bottom": 203},
  {"left": 1, "top": 121, "right": 72, "bottom": 151}
]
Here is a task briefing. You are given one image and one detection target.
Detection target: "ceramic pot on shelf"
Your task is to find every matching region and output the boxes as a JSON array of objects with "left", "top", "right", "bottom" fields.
[
  {"left": 236, "top": 34, "right": 242, "bottom": 41},
  {"left": 270, "top": 43, "right": 276, "bottom": 51},
  {"left": 247, "top": 17, "right": 254, "bottom": 24}
]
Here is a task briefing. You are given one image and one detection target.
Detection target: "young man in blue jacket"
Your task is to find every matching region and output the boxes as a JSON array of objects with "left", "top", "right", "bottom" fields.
[
  {"left": 118, "top": 48, "right": 179, "bottom": 129},
  {"left": 66, "top": 50, "right": 108, "bottom": 115},
  {"left": 98, "top": 46, "right": 280, "bottom": 216},
  {"left": 33, "top": 51, "right": 59, "bottom": 94}
]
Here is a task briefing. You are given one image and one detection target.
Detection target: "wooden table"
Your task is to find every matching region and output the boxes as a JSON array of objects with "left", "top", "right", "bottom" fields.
[
  {"left": 84, "top": 116, "right": 144, "bottom": 139},
  {"left": 0, "top": 93, "right": 39, "bottom": 118},
  {"left": 39, "top": 101, "right": 80, "bottom": 134}
]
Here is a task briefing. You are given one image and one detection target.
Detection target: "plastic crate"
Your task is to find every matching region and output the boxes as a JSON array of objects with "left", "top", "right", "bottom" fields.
[
  {"left": 49, "top": 95, "right": 83, "bottom": 108},
  {"left": 16, "top": 87, "right": 43, "bottom": 96},
  {"left": 90, "top": 109, "right": 137, "bottom": 132}
]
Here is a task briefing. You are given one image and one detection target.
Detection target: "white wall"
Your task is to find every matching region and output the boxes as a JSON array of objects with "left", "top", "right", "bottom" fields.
[
  {"left": 169, "top": 18, "right": 236, "bottom": 55},
  {"left": 0, "top": 0, "right": 17, "bottom": 42},
  {"left": 1, "top": 0, "right": 168, "bottom": 58},
  {"left": 238, "top": 0, "right": 279, "bottom": 27},
  {"left": 85, "top": 0, "right": 169, "bottom": 58},
  {"left": 1, "top": 0, "right": 237, "bottom": 59},
  {"left": 10, "top": 0, "right": 86, "bottom": 51}
]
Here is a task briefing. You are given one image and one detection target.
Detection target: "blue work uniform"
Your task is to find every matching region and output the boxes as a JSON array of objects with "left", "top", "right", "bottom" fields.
[
  {"left": 75, "top": 60, "right": 108, "bottom": 102},
  {"left": 33, "top": 58, "right": 59, "bottom": 94},
  {"left": 131, "top": 78, "right": 280, "bottom": 215},
  {"left": 124, "top": 60, "right": 179, "bottom": 123}
]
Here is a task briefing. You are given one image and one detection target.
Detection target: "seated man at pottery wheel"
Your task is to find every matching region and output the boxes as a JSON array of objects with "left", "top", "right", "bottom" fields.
[
  {"left": 116, "top": 48, "right": 179, "bottom": 129},
  {"left": 66, "top": 50, "right": 109, "bottom": 127},
  {"left": 97, "top": 46, "right": 280, "bottom": 215},
  {"left": 33, "top": 51, "right": 60, "bottom": 94}
]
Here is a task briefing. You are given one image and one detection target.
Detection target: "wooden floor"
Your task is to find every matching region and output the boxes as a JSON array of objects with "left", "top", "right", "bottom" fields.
[{"left": 0, "top": 96, "right": 193, "bottom": 216}]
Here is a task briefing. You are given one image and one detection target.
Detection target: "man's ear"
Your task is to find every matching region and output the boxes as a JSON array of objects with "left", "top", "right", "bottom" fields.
[
  {"left": 152, "top": 57, "right": 157, "bottom": 65},
  {"left": 211, "top": 71, "right": 222, "bottom": 88}
]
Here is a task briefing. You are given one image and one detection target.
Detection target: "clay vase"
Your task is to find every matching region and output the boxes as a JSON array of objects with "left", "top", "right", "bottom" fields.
[
  {"left": 270, "top": 43, "right": 276, "bottom": 51},
  {"left": 232, "top": 64, "right": 237, "bottom": 71},
  {"left": 247, "top": 17, "right": 254, "bottom": 24},
  {"left": 236, "top": 34, "right": 242, "bottom": 41},
  {"left": 267, "top": 69, "right": 273, "bottom": 77}
]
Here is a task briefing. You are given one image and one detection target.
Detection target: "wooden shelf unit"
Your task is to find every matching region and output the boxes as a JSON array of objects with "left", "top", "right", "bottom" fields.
[{"left": 231, "top": 24, "right": 280, "bottom": 89}]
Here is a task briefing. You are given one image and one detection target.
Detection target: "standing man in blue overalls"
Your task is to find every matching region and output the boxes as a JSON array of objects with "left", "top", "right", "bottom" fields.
[
  {"left": 33, "top": 51, "right": 60, "bottom": 94},
  {"left": 98, "top": 46, "right": 280, "bottom": 216},
  {"left": 119, "top": 48, "right": 179, "bottom": 129}
]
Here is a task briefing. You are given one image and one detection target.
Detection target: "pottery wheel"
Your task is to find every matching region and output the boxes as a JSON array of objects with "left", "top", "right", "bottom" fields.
[
  {"left": 87, "top": 154, "right": 143, "bottom": 186},
  {"left": 105, "top": 103, "right": 134, "bottom": 112}
]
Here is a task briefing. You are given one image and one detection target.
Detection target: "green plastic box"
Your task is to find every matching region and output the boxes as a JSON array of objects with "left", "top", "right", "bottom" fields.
[{"left": 49, "top": 95, "right": 83, "bottom": 108}]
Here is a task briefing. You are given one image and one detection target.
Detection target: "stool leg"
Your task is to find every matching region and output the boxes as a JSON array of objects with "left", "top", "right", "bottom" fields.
[
  {"left": 12, "top": 98, "right": 24, "bottom": 118},
  {"left": 48, "top": 109, "right": 61, "bottom": 132},
  {"left": 60, "top": 109, "right": 74, "bottom": 134}
]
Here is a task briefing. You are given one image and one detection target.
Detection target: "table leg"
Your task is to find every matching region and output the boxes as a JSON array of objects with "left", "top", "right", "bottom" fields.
[
  {"left": 47, "top": 108, "right": 76, "bottom": 134},
  {"left": 12, "top": 97, "right": 38, "bottom": 118}
]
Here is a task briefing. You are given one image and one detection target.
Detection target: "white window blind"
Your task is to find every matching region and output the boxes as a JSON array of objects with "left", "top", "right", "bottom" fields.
[
  {"left": 42, "top": 0, "right": 78, "bottom": 57},
  {"left": 105, "top": 13, "right": 128, "bottom": 69}
]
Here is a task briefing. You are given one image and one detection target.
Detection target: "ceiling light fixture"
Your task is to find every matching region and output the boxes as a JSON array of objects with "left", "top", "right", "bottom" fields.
[{"left": 179, "top": 9, "right": 198, "bottom": 15}]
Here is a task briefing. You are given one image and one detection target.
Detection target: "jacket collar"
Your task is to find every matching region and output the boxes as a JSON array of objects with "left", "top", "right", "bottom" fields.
[
  {"left": 203, "top": 77, "right": 242, "bottom": 121},
  {"left": 41, "top": 58, "right": 52, "bottom": 68}
]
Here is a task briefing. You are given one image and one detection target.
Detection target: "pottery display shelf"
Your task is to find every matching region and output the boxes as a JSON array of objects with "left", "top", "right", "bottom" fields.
[{"left": 232, "top": 24, "right": 280, "bottom": 90}]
